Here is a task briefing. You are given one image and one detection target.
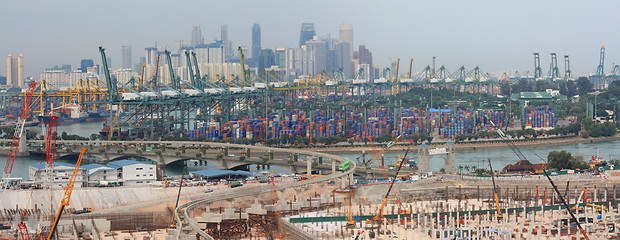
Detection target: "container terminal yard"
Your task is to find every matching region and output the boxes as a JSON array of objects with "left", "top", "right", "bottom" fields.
[{"left": 0, "top": 46, "right": 619, "bottom": 240}]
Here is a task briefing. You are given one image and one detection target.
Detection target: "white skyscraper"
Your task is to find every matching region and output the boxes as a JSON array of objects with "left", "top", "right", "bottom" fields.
[{"left": 6, "top": 54, "right": 24, "bottom": 87}]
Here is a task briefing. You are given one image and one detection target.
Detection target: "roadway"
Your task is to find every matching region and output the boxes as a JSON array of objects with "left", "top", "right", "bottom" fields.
[{"left": 169, "top": 142, "right": 356, "bottom": 240}]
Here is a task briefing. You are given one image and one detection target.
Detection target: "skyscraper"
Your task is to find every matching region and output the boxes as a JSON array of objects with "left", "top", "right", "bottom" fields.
[
  {"left": 6, "top": 54, "right": 23, "bottom": 87},
  {"left": 299, "top": 23, "right": 315, "bottom": 47},
  {"left": 192, "top": 26, "right": 203, "bottom": 47},
  {"left": 339, "top": 24, "right": 353, "bottom": 56},
  {"left": 122, "top": 45, "right": 132, "bottom": 69},
  {"left": 252, "top": 24, "right": 261, "bottom": 67},
  {"left": 221, "top": 25, "right": 233, "bottom": 60},
  {"left": 80, "top": 59, "right": 94, "bottom": 73}
]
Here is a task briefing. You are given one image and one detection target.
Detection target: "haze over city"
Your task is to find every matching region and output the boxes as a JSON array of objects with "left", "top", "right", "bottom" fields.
[{"left": 2, "top": 0, "right": 619, "bottom": 78}]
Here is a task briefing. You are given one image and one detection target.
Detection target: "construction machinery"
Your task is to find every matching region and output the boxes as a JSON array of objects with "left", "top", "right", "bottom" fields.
[
  {"left": 72, "top": 207, "right": 92, "bottom": 214},
  {"left": 370, "top": 147, "right": 411, "bottom": 224},
  {"left": 571, "top": 188, "right": 607, "bottom": 213},
  {"left": 1, "top": 81, "right": 37, "bottom": 191},
  {"left": 47, "top": 147, "right": 86, "bottom": 240},
  {"left": 170, "top": 167, "right": 186, "bottom": 229},
  {"left": 268, "top": 175, "right": 281, "bottom": 239},
  {"left": 485, "top": 115, "right": 590, "bottom": 240},
  {"left": 487, "top": 158, "right": 503, "bottom": 219},
  {"left": 18, "top": 222, "right": 31, "bottom": 240},
  {"left": 43, "top": 115, "right": 59, "bottom": 190}
]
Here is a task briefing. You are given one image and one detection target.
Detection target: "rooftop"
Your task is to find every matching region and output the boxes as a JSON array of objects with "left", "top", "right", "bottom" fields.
[
  {"left": 190, "top": 169, "right": 255, "bottom": 178},
  {"left": 107, "top": 160, "right": 154, "bottom": 168}
]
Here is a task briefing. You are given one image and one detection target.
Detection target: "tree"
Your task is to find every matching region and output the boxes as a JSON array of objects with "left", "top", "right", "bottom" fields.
[
  {"left": 547, "top": 150, "right": 588, "bottom": 170},
  {"left": 576, "top": 77, "right": 592, "bottom": 95}
]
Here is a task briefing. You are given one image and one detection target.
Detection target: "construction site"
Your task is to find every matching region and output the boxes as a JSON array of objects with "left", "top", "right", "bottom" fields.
[{"left": 0, "top": 44, "right": 619, "bottom": 240}]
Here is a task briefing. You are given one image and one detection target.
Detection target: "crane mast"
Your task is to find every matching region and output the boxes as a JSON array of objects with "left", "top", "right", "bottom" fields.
[
  {"left": 164, "top": 50, "right": 179, "bottom": 90},
  {"left": 487, "top": 158, "right": 503, "bottom": 219},
  {"left": 238, "top": 47, "right": 250, "bottom": 85},
  {"left": 44, "top": 116, "right": 59, "bottom": 189},
  {"left": 2, "top": 81, "right": 37, "bottom": 190},
  {"left": 48, "top": 148, "right": 86, "bottom": 240},
  {"left": 373, "top": 147, "right": 410, "bottom": 222}
]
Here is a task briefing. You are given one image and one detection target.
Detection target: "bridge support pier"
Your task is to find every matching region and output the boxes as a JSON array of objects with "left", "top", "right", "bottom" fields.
[
  {"left": 219, "top": 158, "right": 228, "bottom": 169},
  {"left": 307, "top": 159, "right": 311, "bottom": 175}
]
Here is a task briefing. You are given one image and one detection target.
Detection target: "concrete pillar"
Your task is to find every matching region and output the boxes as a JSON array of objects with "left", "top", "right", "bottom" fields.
[
  {"left": 445, "top": 142, "right": 455, "bottom": 174},
  {"left": 417, "top": 145, "right": 430, "bottom": 174},
  {"left": 307, "top": 158, "right": 312, "bottom": 175},
  {"left": 332, "top": 161, "right": 336, "bottom": 173}
]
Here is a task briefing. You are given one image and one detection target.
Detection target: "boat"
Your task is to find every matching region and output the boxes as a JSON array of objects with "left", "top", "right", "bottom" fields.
[
  {"left": 85, "top": 110, "right": 110, "bottom": 122},
  {"left": 37, "top": 104, "right": 87, "bottom": 125}
]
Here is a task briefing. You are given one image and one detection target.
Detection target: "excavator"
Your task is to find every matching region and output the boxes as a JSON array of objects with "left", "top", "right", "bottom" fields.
[{"left": 47, "top": 148, "right": 86, "bottom": 240}]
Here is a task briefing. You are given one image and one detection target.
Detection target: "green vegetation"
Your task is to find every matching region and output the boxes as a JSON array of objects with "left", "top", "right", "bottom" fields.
[{"left": 547, "top": 150, "right": 588, "bottom": 170}]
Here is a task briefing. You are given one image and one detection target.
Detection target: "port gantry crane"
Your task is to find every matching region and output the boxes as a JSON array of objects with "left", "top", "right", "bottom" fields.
[
  {"left": 1, "top": 81, "right": 37, "bottom": 191},
  {"left": 47, "top": 147, "right": 86, "bottom": 240},
  {"left": 485, "top": 115, "right": 590, "bottom": 240}
]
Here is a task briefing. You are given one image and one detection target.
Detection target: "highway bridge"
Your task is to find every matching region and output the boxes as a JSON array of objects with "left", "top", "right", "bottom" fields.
[{"left": 23, "top": 139, "right": 396, "bottom": 178}]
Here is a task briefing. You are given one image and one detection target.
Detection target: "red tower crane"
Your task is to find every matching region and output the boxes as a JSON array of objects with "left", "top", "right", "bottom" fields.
[{"left": 2, "top": 81, "right": 37, "bottom": 189}]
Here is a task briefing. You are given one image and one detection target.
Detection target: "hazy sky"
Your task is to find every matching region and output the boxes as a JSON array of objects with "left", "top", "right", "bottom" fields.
[{"left": 2, "top": 0, "right": 619, "bottom": 78}]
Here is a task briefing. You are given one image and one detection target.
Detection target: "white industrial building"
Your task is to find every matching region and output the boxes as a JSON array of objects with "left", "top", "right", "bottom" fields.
[
  {"left": 107, "top": 160, "right": 156, "bottom": 186},
  {"left": 81, "top": 163, "right": 117, "bottom": 186},
  {"left": 28, "top": 162, "right": 87, "bottom": 188}
]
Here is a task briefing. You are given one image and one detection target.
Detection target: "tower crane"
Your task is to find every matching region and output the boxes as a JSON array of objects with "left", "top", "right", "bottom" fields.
[
  {"left": 47, "top": 148, "right": 86, "bottom": 240},
  {"left": 485, "top": 115, "right": 590, "bottom": 239},
  {"left": 1, "top": 81, "right": 37, "bottom": 190}
]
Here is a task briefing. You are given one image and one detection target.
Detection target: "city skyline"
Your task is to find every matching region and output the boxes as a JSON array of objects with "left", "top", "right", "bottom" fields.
[{"left": 1, "top": 0, "right": 618, "bottom": 78}]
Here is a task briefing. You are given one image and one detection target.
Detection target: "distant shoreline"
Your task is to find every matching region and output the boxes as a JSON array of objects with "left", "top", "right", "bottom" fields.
[{"left": 302, "top": 135, "right": 620, "bottom": 155}]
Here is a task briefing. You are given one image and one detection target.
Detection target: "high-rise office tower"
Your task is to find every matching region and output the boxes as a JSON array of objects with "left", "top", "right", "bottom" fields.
[
  {"left": 6, "top": 54, "right": 24, "bottom": 87},
  {"left": 221, "top": 24, "right": 233, "bottom": 60},
  {"left": 252, "top": 24, "right": 261, "bottom": 67},
  {"left": 299, "top": 23, "right": 316, "bottom": 47},
  {"left": 339, "top": 24, "right": 353, "bottom": 56},
  {"left": 192, "top": 26, "right": 203, "bottom": 47},
  {"left": 122, "top": 45, "right": 132, "bottom": 69},
  {"left": 356, "top": 45, "right": 373, "bottom": 79},
  {"left": 80, "top": 59, "right": 94, "bottom": 73}
]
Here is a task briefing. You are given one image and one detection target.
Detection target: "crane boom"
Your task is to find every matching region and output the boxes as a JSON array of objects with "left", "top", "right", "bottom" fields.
[
  {"left": 487, "top": 158, "right": 503, "bottom": 219},
  {"left": 238, "top": 47, "right": 251, "bottom": 86},
  {"left": 485, "top": 115, "right": 590, "bottom": 240},
  {"left": 18, "top": 222, "right": 31, "bottom": 240},
  {"left": 164, "top": 50, "right": 178, "bottom": 90},
  {"left": 48, "top": 148, "right": 86, "bottom": 240},
  {"left": 374, "top": 147, "right": 410, "bottom": 222},
  {"left": 2, "top": 81, "right": 37, "bottom": 189}
]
